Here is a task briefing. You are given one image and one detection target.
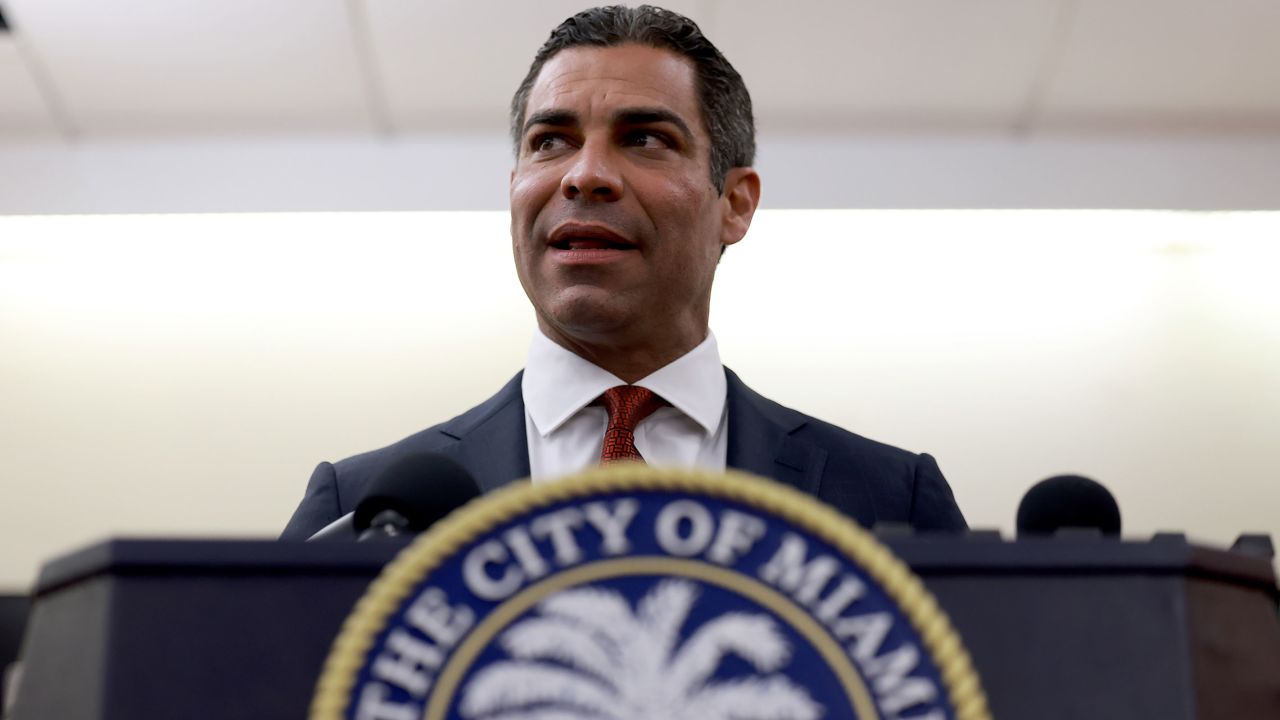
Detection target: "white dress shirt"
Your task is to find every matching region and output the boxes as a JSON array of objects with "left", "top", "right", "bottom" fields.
[{"left": 522, "top": 329, "right": 729, "bottom": 483}]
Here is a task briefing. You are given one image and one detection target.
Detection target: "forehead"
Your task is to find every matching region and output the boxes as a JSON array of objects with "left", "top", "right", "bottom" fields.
[{"left": 525, "top": 44, "right": 703, "bottom": 130}]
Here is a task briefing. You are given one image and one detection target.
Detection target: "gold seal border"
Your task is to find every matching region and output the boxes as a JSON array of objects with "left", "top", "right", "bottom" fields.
[
  {"left": 423, "top": 556, "right": 879, "bottom": 720},
  {"left": 309, "top": 465, "right": 991, "bottom": 720}
]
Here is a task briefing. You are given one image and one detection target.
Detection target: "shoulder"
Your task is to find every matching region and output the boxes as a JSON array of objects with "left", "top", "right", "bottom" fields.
[
  {"left": 792, "top": 416, "right": 966, "bottom": 532},
  {"left": 330, "top": 372, "right": 524, "bottom": 496},
  {"left": 326, "top": 422, "right": 457, "bottom": 498},
  {"left": 784, "top": 400, "right": 935, "bottom": 506},
  {"left": 280, "top": 374, "right": 524, "bottom": 540},
  {"left": 726, "top": 368, "right": 917, "bottom": 464},
  {"left": 799, "top": 414, "right": 925, "bottom": 475},
  {"left": 726, "top": 369, "right": 966, "bottom": 531}
]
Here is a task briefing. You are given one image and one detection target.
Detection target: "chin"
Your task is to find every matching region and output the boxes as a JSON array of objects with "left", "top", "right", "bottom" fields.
[{"left": 543, "top": 293, "right": 636, "bottom": 339}]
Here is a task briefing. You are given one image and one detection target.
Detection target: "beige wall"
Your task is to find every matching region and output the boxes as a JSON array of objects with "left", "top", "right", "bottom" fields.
[{"left": 2, "top": 210, "right": 1277, "bottom": 588}]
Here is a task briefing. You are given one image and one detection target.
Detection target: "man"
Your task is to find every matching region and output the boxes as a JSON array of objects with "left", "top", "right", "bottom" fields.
[{"left": 281, "top": 5, "right": 965, "bottom": 540}]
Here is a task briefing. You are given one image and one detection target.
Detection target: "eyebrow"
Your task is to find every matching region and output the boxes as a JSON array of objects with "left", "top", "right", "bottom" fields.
[
  {"left": 522, "top": 110, "right": 577, "bottom": 136},
  {"left": 521, "top": 106, "right": 695, "bottom": 144},
  {"left": 613, "top": 107, "right": 694, "bottom": 143}
]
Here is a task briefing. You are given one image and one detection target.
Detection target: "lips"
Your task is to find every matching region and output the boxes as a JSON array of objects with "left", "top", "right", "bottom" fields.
[
  {"left": 547, "top": 222, "right": 637, "bottom": 251},
  {"left": 553, "top": 237, "right": 630, "bottom": 250}
]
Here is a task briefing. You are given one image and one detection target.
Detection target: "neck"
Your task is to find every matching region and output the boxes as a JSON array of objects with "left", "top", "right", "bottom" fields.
[{"left": 538, "top": 321, "right": 707, "bottom": 383}]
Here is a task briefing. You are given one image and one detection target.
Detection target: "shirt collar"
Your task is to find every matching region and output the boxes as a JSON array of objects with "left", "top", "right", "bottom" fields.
[{"left": 522, "top": 329, "right": 726, "bottom": 438}]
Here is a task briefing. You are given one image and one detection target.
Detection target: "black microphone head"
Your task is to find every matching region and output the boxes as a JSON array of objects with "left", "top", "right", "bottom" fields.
[
  {"left": 1016, "top": 474, "right": 1121, "bottom": 537},
  {"left": 353, "top": 453, "right": 480, "bottom": 534}
]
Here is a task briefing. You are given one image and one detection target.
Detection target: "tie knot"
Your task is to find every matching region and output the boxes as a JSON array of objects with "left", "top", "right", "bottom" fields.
[{"left": 599, "top": 385, "right": 665, "bottom": 433}]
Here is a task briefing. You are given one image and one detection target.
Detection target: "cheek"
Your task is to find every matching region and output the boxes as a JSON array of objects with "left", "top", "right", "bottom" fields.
[
  {"left": 508, "top": 178, "right": 542, "bottom": 289},
  {"left": 509, "top": 184, "right": 534, "bottom": 229},
  {"left": 509, "top": 171, "right": 553, "bottom": 232},
  {"left": 663, "top": 183, "right": 722, "bottom": 249}
]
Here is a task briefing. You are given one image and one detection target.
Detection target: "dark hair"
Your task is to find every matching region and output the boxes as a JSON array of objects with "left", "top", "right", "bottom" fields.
[{"left": 510, "top": 4, "right": 755, "bottom": 193}]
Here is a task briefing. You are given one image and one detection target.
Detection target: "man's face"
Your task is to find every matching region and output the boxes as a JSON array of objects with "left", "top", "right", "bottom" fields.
[{"left": 510, "top": 44, "right": 754, "bottom": 358}]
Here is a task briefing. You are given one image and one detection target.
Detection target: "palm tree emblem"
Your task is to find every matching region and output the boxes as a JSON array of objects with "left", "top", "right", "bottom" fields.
[{"left": 459, "top": 579, "right": 823, "bottom": 719}]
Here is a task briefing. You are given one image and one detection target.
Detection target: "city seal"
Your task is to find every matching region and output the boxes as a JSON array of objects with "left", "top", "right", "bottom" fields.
[{"left": 310, "top": 465, "right": 989, "bottom": 720}]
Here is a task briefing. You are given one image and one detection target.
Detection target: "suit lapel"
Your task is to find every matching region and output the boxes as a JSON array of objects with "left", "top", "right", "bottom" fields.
[
  {"left": 437, "top": 372, "right": 531, "bottom": 493},
  {"left": 724, "top": 369, "right": 827, "bottom": 496}
]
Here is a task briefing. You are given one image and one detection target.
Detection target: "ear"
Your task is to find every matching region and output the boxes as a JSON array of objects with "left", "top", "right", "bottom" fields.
[{"left": 719, "top": 167, "right": 761, "bottom": 248}]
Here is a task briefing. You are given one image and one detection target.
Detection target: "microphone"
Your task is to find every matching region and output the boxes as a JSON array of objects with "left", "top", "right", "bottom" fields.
[
  {"left": 307, "top": 453, "right": 481, "bottom": 542},
  {"left": 308, "top": 512, "right": 356, "bottom": 541},
  {"left": 1016, "top": 474, "right": 1121, "bottom": 538},
  {"left": 354, "top": 452, "right": 481, "bottom": 541}
]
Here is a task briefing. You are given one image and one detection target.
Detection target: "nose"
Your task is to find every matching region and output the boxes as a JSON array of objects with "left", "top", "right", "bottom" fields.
[{"left": 560, "top": 139, "right": 622, "bottom": 202}]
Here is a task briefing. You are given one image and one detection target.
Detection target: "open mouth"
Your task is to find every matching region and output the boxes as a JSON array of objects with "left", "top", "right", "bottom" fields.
[
  {"left": 547, "top": 222, "right": 637, "bottom": 253},
  {"left": 550, "top": 236, "right": 636, "bottom": 251}
]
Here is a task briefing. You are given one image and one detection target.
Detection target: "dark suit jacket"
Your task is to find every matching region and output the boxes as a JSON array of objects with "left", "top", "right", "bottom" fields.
[{"left": 281, "top": 369, "right": 966, "bottom": 539}]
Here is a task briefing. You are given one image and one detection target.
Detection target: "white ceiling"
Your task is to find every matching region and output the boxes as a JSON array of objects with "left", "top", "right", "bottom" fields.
[
  {"left": 1042, "top": 0, "right": 1280, "bottom": 130},
  {"left": 1, "top": 0, "right": 1279, "bottom": 140}
]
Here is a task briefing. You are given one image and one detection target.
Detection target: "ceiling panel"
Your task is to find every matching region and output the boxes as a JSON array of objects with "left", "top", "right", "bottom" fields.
[
  {"left": 2, "top": 0, "right": 372, "bottom": 135},
  {"left": 1041, "top": 0, "right": 1280, "bottom": 129},
  {"left": 711, "top": 0, "right": 1065, "bottom": 130},
  {"left": 1, "top": 0, "right": 1278, "bottom": 141},
  {"left": 0, "top": 36, "right": 57, "bottom": 137},
  {"left": 366, "top": 0, "right": 715, "bottom": 133}
]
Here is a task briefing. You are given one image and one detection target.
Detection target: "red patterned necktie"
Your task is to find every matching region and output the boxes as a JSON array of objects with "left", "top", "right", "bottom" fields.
[{"left": 597, "top": 385, "right": 666, "bottom": 464}]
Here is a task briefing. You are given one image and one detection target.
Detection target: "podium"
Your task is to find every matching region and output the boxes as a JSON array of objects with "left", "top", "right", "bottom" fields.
[{"left": 11, "top": 535, "right": 1280, "bottom": 719}]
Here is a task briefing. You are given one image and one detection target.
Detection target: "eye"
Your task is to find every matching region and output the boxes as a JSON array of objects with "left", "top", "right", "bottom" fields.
[
  {"left": 529, "top": 133, "right": 570, "bottom": 154},
  {"left": 622, "top": 130, "right": 673, "bottom": 149}
]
